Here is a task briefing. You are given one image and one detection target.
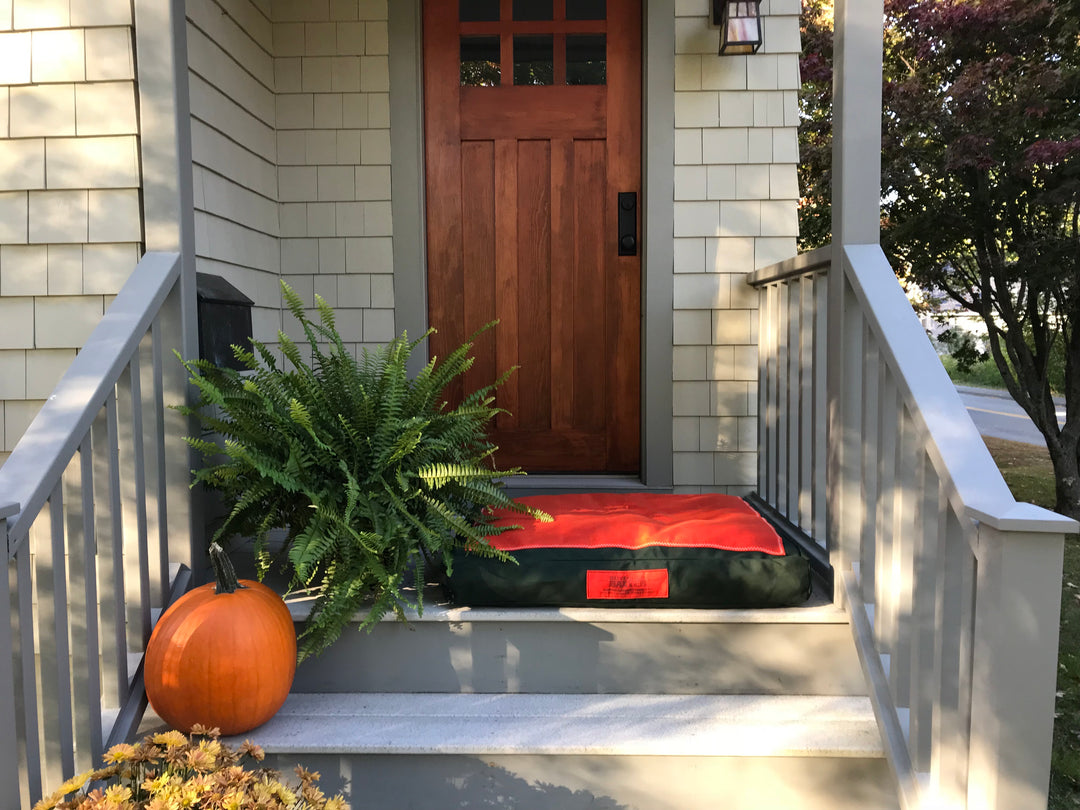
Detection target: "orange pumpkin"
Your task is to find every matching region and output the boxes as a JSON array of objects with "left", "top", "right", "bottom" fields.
[{"left": 145, "top": 543, "right": 296, "bottom": 735}]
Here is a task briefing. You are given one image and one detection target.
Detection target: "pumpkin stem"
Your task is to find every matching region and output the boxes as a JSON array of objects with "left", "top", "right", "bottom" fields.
[{"left": 209, "top": 542, "right": 242, "bottom": 594}]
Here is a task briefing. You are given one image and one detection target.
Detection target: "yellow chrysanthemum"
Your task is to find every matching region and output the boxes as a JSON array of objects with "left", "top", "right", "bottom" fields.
[
  {"left": 103, "top": 744, "right": 138, "bottom": 763},
  {"left": 151, "top": 731, "right": 188, "bottom": 750}
]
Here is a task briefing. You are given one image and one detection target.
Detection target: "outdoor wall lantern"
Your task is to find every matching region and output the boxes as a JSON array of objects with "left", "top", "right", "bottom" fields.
[{"left": 713, "top": 0, "right": 763, "bottom": 55}]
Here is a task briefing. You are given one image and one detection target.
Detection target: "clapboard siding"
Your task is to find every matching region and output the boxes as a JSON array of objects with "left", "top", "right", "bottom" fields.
[{"left": 187, "top": 0, "right": 280, "bottom": 344}]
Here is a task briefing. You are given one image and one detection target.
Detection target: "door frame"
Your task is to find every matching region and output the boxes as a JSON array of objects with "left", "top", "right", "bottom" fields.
[{"left": 388, "top": 0, "right": 674, "bottom": 490}]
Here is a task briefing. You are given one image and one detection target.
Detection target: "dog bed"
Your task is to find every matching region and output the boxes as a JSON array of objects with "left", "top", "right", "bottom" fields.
[{"left": 446, "top": 493, "right": 811, "bottom": 608}]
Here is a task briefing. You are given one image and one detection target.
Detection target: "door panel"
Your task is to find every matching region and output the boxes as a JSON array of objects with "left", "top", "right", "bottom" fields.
[{"left": 423, "top": 0, "right": 641, "bottom": 473}]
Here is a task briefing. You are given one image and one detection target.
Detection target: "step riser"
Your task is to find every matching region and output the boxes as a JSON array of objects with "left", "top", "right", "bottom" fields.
[
  {"left": 293, "top": 619, "right": 865, "bottom": 695},
  {"left": 261, "top": 752, "right": 899, "bottom": 810}
]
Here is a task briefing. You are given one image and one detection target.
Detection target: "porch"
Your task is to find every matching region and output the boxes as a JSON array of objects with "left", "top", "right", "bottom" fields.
[
  {"left": 0, "top": 235, "right": 1075, "bottom": 809},
  {"left": 0, "top": 0, "right": 1076, "bottom": 807}
]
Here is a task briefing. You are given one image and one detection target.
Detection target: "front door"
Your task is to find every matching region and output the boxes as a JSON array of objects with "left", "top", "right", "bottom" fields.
[{"left": 422, "top": 0, "right": 642, "bottom": 473}]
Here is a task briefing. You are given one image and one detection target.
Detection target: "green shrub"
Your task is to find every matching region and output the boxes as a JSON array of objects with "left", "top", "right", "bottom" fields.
[{"left": 179, "top": 282, "right": 547, "bottom": 660}]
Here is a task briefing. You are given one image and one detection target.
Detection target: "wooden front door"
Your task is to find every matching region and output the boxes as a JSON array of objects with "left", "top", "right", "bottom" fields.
[{"left": 423, "top": 0, "right": 642, "bottom": 473}]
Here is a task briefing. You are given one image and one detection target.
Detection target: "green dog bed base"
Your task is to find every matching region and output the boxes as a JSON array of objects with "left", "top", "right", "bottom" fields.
[{"left": 447, "top": 493, "right": 811, "bottom": 608}]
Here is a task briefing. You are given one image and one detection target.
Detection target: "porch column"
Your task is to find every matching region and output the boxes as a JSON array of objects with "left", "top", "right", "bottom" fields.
[
  {"left": 133, "top": 0, "right": 205, "bottom": 582},
  {"left": 825, "top": 0, "right": 884, "bottom": 591}
]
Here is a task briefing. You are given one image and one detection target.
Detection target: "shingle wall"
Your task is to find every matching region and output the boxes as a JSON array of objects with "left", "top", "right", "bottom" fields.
[
  {"left": 186, "top": 0, "right": 281, "bottom": 345},
  {"left": 0, "top": 0, "right": 141, "bottom": 464},
  {"left": 186, "top": 0, "right": 394, "bottom": 359},
  {"left": 671, "top": 0, "right": 801, "bottom": 493},
  {"left": 272, "top": 0, "right": 395, "bottom": 356}
]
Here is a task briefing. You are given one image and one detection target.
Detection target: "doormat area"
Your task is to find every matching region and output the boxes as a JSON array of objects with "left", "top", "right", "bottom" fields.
[{"left": 447, "top": 494, "right": 812, "bottom": 608}]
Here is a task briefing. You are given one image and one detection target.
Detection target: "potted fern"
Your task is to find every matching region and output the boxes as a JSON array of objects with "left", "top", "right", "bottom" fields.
[{"left": 179, "top": 282, "right": 545, "bottom": 660}]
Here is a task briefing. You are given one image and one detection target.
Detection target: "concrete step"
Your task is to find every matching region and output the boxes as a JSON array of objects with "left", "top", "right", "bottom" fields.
[
  {"left": 231, "top": 693, "right": 898, "bottom": 810},
  {"left": 288, "top": 591, "right": 866, "bottom": 696}
]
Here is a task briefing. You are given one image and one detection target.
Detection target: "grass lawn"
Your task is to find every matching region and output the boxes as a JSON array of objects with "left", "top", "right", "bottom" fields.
[{"left": 982, "top": 437, "right": 1078, "bottom": 807}]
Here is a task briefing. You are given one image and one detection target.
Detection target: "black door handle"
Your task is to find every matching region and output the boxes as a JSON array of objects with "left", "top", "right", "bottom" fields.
[{"left": 618, "top": 192, "right": 637, "bottom": 256}]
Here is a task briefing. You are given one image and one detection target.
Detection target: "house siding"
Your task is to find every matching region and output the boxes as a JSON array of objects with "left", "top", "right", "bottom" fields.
[
  {"left": 272, "top": 0, "right": 395, "bottom": 355},
  {"left": 186, "top": 0, "right": 281, "bottom": 344},
  {"left": 0, "top": 0, "right": 141, "bottom": 464},
  {"left": 183, "top": 0, "right": 395, "bottom": 359},
  {"left": 670, "top": 0, "right": 801, "bottom": 493}
]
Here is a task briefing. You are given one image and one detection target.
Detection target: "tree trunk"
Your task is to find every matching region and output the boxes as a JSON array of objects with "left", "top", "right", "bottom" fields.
[{"left": 1046, "top": 433, "right": 1080, "bottom": 521}]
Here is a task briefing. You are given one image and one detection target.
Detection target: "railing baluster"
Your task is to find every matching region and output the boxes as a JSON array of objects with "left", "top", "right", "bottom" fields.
[
  {"left": 764, "top": 283, "right": 778, "bottom": 505},
  {"left": 756, "top": 285, "right": 768, "bottom": 498},
  {"left": 812, "top": 273, "right": 827, "bottom": 545},
  {"left": 129, "top": 351, "right": 153, "bottom": 646},
  {"left": 104, "top": 392, "right": 130, "bottom": 701},
  {"left": 837, "top": 276, "right": 865, "bottom": 579},
  {"left": 860, "top": 328, "right": 880, "bottom": 608},
  {"left": 78, "top": 442, "right": 104, "bottom": 765},
  {"left": 152, "top": 315, "right": 171, "bottom": 604},
  {"left": 117, "top": 358, "right": 153, "bottom": 660},
  {"left": 64, "top": 450, "right": 92, "bottom": 773},
  {"left": 786, "top": 279, "right": 800, "bottom": 522},
  {"left": 890, "top": 406, "right": 916, "bottom": 721},
  {"left": 38, "top": 483, "right": 76, "bottom": 786},
  {"left": 15, "top": 547, "right": 41, "bottom": 803},
  {"left": 798, "top": 277, "right": 813, "bottom": 533},
  {"left": 909, "top": 454, "right": 938, "bottom": 775},
  {"left": 932, "top": 499, "right": 970, "bottom": 802},
  {"left": 0, "top": 550, "right": 23, "bottom": 809},
  {"left": 874, "top": 369, "right": 898, "bottom": 655},
  {"left": 776, "top": 282, "right": 789, "bottom": 518},
  {"left": 956, "top": 522, "right": 976, "bottom": 801}
]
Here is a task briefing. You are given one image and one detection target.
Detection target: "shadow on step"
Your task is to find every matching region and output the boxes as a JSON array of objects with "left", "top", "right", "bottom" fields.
[
  {"left": 261, "top": 753, "right": 898, "bottom": 810},
  {"left": 265, "top": 754, "right": 628, "bottom": 810}
]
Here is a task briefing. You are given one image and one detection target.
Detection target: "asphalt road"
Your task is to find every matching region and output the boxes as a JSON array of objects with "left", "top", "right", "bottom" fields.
[{"left": 957, "top": 385, "right": 1066, "bottom": 446}]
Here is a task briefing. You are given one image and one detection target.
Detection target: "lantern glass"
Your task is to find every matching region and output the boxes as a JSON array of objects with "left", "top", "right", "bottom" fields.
[{"left": 716, "top": 0, "right": 762, "bottom": 55}]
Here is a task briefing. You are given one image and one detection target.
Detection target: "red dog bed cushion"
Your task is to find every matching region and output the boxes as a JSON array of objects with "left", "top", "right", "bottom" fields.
[{"left": 447, "top": 493, "right": 810, "bottom": 608}]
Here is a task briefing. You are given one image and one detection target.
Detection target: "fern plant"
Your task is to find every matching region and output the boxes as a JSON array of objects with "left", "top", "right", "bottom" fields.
[{"left": 178, "top": 282, "right": 546, "bottom": 660}]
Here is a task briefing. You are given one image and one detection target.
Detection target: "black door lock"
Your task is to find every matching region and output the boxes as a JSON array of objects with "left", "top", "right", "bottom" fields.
[{"left": 618, "top": 192, "right": 637, "bottom": 256}]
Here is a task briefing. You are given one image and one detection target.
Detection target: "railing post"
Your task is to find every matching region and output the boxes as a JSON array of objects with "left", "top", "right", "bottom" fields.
[
  {"left": 0, "top": 504, "right": 22, "bottom": 809},
  {"left": 967, "top": 523, "right": 1066, "bottom": 810},
  {"left": 826, "top": 269, "right": 864, "bottom": 601}
]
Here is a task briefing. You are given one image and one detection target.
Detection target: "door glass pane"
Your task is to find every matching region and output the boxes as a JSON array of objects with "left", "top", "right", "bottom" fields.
[
  {"left": 566, "top": 0, "right": 606, "bottom": 20},
  {"left": 461, "top": 36, "right": 501, "bottom": 86},
  {"left": 513, "top": 0, "right": 553, "bottom": 20},
  {"left": 513, "top": 35, "right": 554, "bottom": 85},
  {"left": 566, "top": 34, "right": 606, "bottom": 85},
  {"left": 460, "top": 0, "right": 500, "bottom": 21}
]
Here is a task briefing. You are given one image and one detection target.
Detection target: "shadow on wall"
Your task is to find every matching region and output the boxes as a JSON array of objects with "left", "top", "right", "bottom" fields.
[{"left": 264, "top": 754, "right": 628, "bottom": 810}]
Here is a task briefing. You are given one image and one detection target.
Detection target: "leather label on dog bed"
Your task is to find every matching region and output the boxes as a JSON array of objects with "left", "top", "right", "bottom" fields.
[{"left": 587, "top": 568, "right": 669, "bottom": 600}]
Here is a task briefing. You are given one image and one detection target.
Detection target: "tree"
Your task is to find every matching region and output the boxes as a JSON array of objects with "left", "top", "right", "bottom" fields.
[
  {"left": 798, "top": 0, "right": 1080, "bottom": 518},
  {"left": 796, "top": 0, "right": 834, "bottom": 252}
]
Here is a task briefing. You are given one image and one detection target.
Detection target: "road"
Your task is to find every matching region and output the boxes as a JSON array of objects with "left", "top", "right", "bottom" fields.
[{"left": 957, "top": 385, "right": 1066, "bottom": 446}]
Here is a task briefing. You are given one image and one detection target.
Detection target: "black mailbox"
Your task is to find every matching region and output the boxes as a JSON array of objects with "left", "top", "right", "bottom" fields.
[{"left": 196, "top": 273, "right": 254, "bottom": 371}]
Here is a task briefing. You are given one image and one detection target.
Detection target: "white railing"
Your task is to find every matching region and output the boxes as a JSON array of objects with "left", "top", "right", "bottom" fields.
[
  {"left": 0, "top": 252, "right": 196, "bottom": 809},
  {"left": 750, "top": 243, "right": 1078, "bottom": 810}
]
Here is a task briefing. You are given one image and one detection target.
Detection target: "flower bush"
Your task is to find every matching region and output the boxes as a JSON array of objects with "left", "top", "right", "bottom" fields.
[{"left": 33, "top": 726, "right": 347, "bottom": 810}]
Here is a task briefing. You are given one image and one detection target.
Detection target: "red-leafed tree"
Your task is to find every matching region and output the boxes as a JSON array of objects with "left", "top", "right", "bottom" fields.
[{"left": 799, "top": 0, "right": 1080, "bottom": 519}]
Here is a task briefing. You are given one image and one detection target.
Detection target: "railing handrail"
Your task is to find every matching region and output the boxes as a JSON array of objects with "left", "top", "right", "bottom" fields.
[
  {"left": 748, "top": 244, "right": 831, "bottom": 287},
  {"left": 841, "top": 244, "right": 1077, "bottom": 536},
  {"left": 0, "top": 251, "right": 182, "bottom": 556}
]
